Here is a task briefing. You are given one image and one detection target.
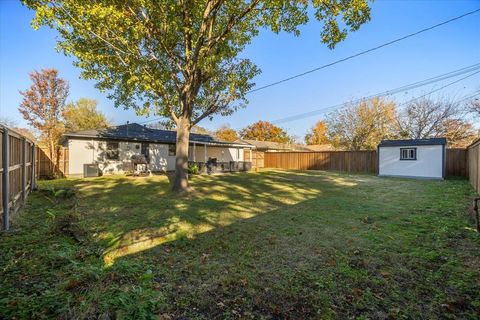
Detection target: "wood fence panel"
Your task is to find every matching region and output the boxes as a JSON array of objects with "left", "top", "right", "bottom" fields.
[
  {"left": 37, "top": 147, "right": 68, "bottom": 178},
  {"left": 1, "top": 125, "right": 36, "bottom": 231},
  {"left": 264, "top": 151, "right": 378, "bottom": 174},
  {"left": 265, "top": 149, "right": 470, "bottom": 177},
  {"left": 467, "top": 140, "right": 480, "bottom": 194},
  {"left": 446, "top": 148, "right": 467, "bottom": 177}
]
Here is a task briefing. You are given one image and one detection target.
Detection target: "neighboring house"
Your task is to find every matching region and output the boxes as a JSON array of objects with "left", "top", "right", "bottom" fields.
[
  {"left": 378, "top": 138, "right": 446, "bottom": 179},
  {"left": 63, "top": 123, "right": 253, "bottom": 176},
  {"left": 241, "top": 140, "right": 312, "bottom": 152}
]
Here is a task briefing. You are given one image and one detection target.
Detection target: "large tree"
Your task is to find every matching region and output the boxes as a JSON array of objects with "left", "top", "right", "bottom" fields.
[
  {"left": 25, "top": 0, "right": 371, "bottom": 192},
  {"left": 305, "top": 120, "right": 329, "bottom": 145},
  {"left": 19, "top": 68, "right": 69, "bottom": 165},
  {"left": 63, "top": 98, "right": 110, "bottom": 131},
  {"left": 396, "top": 98, "right": 476, "bottom": 147},
  {"left": 326, "top": 97, "right": 397, "bottom": 150},
  {"left": 240, "top": 120, "right": 291, "bottom": 143}
]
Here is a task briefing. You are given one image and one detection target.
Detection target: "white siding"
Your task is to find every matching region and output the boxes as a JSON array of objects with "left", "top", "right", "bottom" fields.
[
  {"left": 68, "top": 138, "right": 248, "bottom": 175},
  {"left": 149, "top": 144, "right": 176, "bottom": 172},
  {"left": 379, "top": 145, "right": 444, "bottom": 179},
  {"left": 68, "top": 139, "right": 145, "bottom": 175}
]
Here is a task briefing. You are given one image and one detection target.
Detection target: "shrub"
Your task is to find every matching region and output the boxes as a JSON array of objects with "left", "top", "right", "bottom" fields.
[{"left": 188, "top": 163, "right": 200, "bottom": 175}]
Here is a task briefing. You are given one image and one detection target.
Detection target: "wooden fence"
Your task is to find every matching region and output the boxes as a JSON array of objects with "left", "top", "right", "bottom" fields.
[
  {"left": 446, "top": 148, "right": 468, "bottom": 177},
  {"left": 467, "top": 139, "right": 480, "bottom": 194},
  {"left": 1, "top": 126, "right": 36, "bottom": 231},
  {"left": 264, "top": 151, "right": 378, "bottom": 173},
  {"left": 37, "top": 147, "right": 68, "bottom": 178},
  {"left": 264, "top": 149, "right": 471, "bottom": 177}
]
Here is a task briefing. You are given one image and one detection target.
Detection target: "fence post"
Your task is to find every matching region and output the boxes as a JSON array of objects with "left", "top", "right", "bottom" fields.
[
  {"left": 31, "top": 144, "right": 36, "bottom": 190},
  {"left": 21, "top": 138, "right": 26, "bottom": 201},
  {"left": 2, "top": 128, "right": 10, "bottom": 231}
]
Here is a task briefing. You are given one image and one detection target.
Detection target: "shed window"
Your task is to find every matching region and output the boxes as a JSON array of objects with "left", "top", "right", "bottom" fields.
[
  {"left": 106, "top": 141, "right": 120, "bottom": 160},
  {"left": 168, "top": 144, "right": 176, "bottom": 156},
  {"left": 400, "top": 148, "right": 416, "bottom": 160}
]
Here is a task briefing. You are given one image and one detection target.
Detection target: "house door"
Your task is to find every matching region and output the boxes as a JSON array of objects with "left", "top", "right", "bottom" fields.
[{"left": 141, "top": 143, "right": 149, "bottom": 162}]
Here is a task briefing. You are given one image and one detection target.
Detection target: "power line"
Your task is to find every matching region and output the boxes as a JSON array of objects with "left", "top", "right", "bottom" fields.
[
  {"left": 95, "top": 63, "right": 480, "bottom": 132},
  {"left": 272, "top": 68, "right": 480, "bottom": 124},
  {"left": 136, "top": 63, "right": 480, "bottom": 128},
  {"left": 247, "top": 8, "right": 480, "bottom": 94}
]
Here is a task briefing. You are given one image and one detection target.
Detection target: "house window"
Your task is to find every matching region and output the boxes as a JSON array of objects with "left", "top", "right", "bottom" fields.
[
  {"left": 168, "top": 144, "right": 176, "bottom": 156},
  {"left": 400, "top": 147, "right": 416, "bottom": 160},
  {"left": 106, "top": 141, "right": 120, "bottom": 160}
]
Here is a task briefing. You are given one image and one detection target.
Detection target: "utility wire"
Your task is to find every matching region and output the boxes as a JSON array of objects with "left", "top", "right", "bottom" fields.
[
  {"left": 135, "top": 63, "right": 480, "bottom": 128},
  {"left": 101, "top": 9, "right": 480, "bottom": 128},
  {"left": 272, "top": 69, "right": 480, "bottom": 124},
  {"left": 247, "top": 8, "right": 480, "bottom": 94}
]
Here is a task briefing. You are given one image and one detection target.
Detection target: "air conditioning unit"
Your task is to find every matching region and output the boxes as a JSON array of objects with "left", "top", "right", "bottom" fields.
[{"left": 83, "top": 163, "right": 99, "bottom": 178}]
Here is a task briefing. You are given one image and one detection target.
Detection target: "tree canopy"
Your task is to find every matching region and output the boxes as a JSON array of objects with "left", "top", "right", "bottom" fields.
[
  {"left": 305, "top": 120, "right": 329, "bottom": 145},
  {"left": 24, "top": 0, "right": 372, "bottom": 191},
  {"left": 326, "top": 97, "right": 397, "bottom": 150},
  {"left": 19, "top": 68, "right": 69, "bottom": 164},
  {"left": 214, "top": 125, "right": 239, "bottom": 142},
  {"left": 240, "top": 120, "right": 291, "bottom": 143},
  {"left": 63, "top": 98, "right": 110, "bottom": 131},
  {"left": 396, "top": 98, "right": 476, "bottom": 147}
]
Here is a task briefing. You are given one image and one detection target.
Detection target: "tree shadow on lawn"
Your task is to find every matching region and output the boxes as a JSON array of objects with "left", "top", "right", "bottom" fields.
[
  {"left": 71, "top": 170, "right": 362, "bottom": 264},
  {"left": 8, "top": 170, "right": 479, "bottom": 319},
  {"left": 100, "top": 171, "right": 480, "bottom": 319},
  {"left": 60, "top": 171, "right": 480, "bottom": 318}
]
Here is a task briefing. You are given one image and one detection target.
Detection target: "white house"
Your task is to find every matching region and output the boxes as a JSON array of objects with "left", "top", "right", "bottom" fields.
[
  {"left": 62, "top": 123, "right": 254, "bottom": 177},
  {"left": 378, "top": 138, "right": 447, "bottom": 179}
]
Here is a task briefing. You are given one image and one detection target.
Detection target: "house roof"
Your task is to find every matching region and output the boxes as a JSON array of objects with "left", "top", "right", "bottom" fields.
[
  {"left": 378, "top": 137, "right": 447, "bottom": 147},
  {"left": 63, "top": 123, "right": 253, "bottom": 148}
]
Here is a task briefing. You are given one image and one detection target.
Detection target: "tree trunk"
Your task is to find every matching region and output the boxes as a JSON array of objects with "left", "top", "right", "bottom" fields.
[{"left": 172, "top": 117, "right": 191, "bottom": 192}]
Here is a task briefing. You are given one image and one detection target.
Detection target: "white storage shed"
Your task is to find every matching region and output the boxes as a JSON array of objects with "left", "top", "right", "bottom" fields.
[{"left": 378, "top": 138, "right": 447, "bottom": 179}]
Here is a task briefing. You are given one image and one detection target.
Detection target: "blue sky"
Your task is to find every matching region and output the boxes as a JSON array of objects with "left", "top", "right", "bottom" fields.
[{"left": 1, "top": 0, "right": 479, "bottom": 139}]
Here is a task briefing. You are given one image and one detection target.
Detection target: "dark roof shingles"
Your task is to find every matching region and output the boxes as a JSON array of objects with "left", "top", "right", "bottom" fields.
[
  {"left": 378, "top": 137, "right": 447, "bottom": 147},
  {"left": 64, "top": 123, "right": 251, "bottom": 146}
]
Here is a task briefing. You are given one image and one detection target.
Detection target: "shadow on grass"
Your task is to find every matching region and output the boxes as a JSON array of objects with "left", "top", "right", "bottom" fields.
[
  {"left": 7, "top": 169, "right": 479, "bottom": 319},
  {"left": 67, "top": 170, "right": 361, "bottom": 265}
]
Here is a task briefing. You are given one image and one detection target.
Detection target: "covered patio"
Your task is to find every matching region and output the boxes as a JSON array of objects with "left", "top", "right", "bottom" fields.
[{"left": 188, "top": 141, "right": 253, "bottom": 174}]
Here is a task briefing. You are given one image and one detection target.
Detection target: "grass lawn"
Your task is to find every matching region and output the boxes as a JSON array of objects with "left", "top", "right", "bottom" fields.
[{"left": 1, "top": 170, "right": 479, "bottom": 319}]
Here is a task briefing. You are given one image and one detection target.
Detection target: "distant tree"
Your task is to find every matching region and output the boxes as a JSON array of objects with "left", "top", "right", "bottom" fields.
[
  {"left": 148, "top": 120, "right": 176, "bottom": 131},
  {"left": 63, "top": 98, "right": 110, "bottom": 131},
  {"left": 305, "top": 120, "right": 329, "bottom": 145},
  {"left": 0, "top": 117, "right": 38, "bottom": 141},
  {"left": 25, "top": 0, "right": 372, "bottom": 192},
  {"left": 191, "top": 126, "right": 210, "bottom": 135},
  {"left": 18, "top": 68, "right": 69, "bottom": 165},
  {"left": 13, "top": 127, "right": 38, "bottom": 142},
  {"left": 395, "top": 98, "right": 474, "bottom": 147},
  {"left": 240, "top": 121, "right": 291, "bottom": 143},
  {"left": 326, "top": 97, "right": 397, "bottom": 150},
  {"left": 0, "top": 117, "right": 18, "bottom": 128},
  {"left": 215, "top": 125, "right": 239, "bottom": 142},
  {"left": 440, "top": 119, "right": 477, "bottom": 148},
  {"left": 468, "top": 98, "right": 480, "bottom": 117}
]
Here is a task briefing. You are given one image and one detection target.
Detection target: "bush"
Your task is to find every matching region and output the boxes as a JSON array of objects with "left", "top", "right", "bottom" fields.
[{"left": 188, "top": 163, "right": 200, "bottom": 175}]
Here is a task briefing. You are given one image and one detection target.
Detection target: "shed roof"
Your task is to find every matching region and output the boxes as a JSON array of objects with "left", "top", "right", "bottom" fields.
[
  {"left": 378, "top": 138, "right": 447, "bottom": 147},
  {"left": 63, "top": 123, "right": 253, "bottom": 147}
]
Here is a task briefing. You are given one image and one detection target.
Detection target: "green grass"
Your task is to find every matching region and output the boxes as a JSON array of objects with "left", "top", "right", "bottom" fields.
[{"left": 1, "top": 170, "right": 479, "bottom": 319}]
